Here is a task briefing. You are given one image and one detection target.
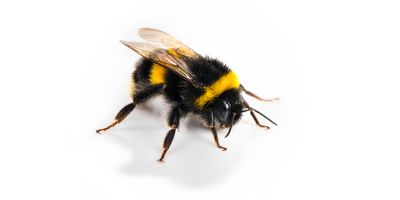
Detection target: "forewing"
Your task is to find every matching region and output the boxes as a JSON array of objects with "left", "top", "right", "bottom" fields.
[
  {"left": 120, "top": 40, "right": 199, "bottom": 85},
  {"left": 138, "top": 28, "right": 200, "bottom": 59}
]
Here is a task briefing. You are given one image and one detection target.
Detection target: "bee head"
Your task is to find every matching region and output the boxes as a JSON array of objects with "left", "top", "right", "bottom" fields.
[{"left": 210, "top": 89, "right": 243, "bottom": 128}]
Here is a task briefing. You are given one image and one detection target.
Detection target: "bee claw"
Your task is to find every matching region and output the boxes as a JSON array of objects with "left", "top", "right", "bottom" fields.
[
  {"left": 157, "top": 159, "right": 165, "bottom": 163},
  {"left": 218, "top": 146, "right": 227, "bottom": 151},
  {"left": 96, "top": 129, "right": 104, "bottom": 134},
  {"left": 257, "top": 124, "right": 270, "bottom": 130}
]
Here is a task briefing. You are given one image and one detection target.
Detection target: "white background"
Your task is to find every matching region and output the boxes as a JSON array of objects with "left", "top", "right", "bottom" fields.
[{"left": 0, "top": 0, "right": 399, "bottom": 199}]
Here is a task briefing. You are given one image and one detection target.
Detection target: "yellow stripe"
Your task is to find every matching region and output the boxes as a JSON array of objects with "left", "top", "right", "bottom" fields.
[
  {"left": 149, "top": 64, "right": 167, "bottom": 84},
  {"left": 195, "top": 71, "right": 240, "bottom": 108}
]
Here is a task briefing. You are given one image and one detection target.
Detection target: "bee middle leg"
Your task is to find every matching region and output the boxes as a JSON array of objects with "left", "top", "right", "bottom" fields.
[{"left": 158, "top": 107, "right": 181, "bottom": 162}]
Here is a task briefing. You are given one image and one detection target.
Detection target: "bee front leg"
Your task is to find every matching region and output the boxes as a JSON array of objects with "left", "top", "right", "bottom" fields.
[
  {"left": 158, "top": 107, "right": 181, "bottom": 162},
  {"left": 211, "top": 128, "right": 227, "bottom": 151},
  {"left": 249, "top": 110, "right": 270, "bottom": 129},
  {"left": 207, "top": 111, "right": 227, "bottom": 151},
  {"left": 241, "top": 97, "right": 277, "bottom": 129}
]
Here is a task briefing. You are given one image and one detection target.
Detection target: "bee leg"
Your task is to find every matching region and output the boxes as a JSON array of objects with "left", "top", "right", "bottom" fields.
[
  {"left": 240, "top": 85, "right": 279, "bottom": 102},
  {"left": 241, "top": 97, "right": 276, "bottom": 129},
  {"left": 96, "top": 85, "right": 164, "bottom": 134},
  {"left": 249, "top": 109, "right": 270, "bottom": 129},
  {"left": 133, "top": 84, "right": 164, "bottom": 104},
  {"left": 207, "top": 111, "right": 227, "bottom": 151},
  {"left": 211, "top": 127, "right": 227, "bottom": 151},
  {"left": 157, "top": 107, "right": 180, "bottom": 162},
  {"left": 96, "top": 103, "right": 136, "bottom": 134}
]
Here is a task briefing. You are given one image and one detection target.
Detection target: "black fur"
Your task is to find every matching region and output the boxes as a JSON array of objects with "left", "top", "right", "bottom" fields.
[
  {"left": 98, "top": 29, "right": 277, "bottom": 162},
  {"left": 133, "top": 59, "right": 152, "bottom": 84},
  {"left": 131, "top": 56, "right": 244, "bottom": 127},
  {"left": 185, "top": 56, "right": 230, "bottom": 86},
  {"left": 133, "top": 84, "right": 164, "bottom": 104}
]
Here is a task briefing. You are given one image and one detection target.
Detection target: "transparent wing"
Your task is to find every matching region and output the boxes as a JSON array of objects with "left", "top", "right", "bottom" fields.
[
  {"left": 138, "top": 28, "right": 200, "bottom": 59},
  {"left": 120, "top": 40, "right": 199, "bottom": 86}
]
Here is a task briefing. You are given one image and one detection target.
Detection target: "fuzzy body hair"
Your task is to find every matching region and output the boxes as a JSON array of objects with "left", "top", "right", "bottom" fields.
[{"left": 130, "top": 56, "right": 244, "bottom": 127}]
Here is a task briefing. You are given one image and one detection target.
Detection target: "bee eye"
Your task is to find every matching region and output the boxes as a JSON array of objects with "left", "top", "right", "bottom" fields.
[
  {"left": 217, "top": 101, "right": 231, "bottom": 122},
  {"left": 223, "top": 101, "right": 231, "bottom": 110}
]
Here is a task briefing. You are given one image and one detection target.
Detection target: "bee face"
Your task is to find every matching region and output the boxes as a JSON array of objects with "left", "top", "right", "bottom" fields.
[{"left": 211, "top": 91, "right": 244, "bottom": 127}]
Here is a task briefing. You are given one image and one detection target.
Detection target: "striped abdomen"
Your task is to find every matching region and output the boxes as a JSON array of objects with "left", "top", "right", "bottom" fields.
[{"left": 132, "top": 58, "right": 241, "bottom": 109}]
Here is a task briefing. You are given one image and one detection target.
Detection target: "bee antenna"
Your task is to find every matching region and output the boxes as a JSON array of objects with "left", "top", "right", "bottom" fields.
[
  {"left": 224, "top": 112, "right": 236, "bottom": 138},
  {"left": 251, "top": 108, "right": 278, "bottom": 126}
]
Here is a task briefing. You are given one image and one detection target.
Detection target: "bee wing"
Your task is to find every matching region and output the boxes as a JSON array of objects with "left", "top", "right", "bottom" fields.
[
  {"left": 120, "top": 40, "right": 200, "bottom": 86},
  {"left": 138, "top": 28, "right": 200, "bottom": 59}
]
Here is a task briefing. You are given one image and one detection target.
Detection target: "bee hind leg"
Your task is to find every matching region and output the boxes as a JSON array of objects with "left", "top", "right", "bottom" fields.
[
  {"left": 96, "top": 84, "right": 163, "bottom": 134},
  {"left": 96, "top": 103, "right": 136, "bottom": 134},
  {"left": 158, "top": 107, "right": 181, "bottom": 162}
]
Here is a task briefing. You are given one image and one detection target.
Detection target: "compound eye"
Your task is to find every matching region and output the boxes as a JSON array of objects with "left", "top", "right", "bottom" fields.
[
  {"left": 220, "top": 101, "right": 231, "bottom": 122},
  {"left": 223, "top": 101, "right": 231, "bottom": 110}
]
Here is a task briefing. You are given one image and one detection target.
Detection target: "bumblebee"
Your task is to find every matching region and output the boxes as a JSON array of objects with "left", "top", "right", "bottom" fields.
[{"left": 96, "top": 28, "right": 278, "bottom": 162}]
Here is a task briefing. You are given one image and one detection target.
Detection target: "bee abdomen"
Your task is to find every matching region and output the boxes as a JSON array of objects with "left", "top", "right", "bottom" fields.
[
  {"left": 149, "top": 64, "right": 167, "bottom": 85},
  {"left": 131, "top": 59, "right": 168, "bottom": 98}
]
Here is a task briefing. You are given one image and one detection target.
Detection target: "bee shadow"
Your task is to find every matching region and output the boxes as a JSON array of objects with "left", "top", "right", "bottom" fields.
[{"left": 107, "top": 100, "right": 242, "bottom": 187}]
